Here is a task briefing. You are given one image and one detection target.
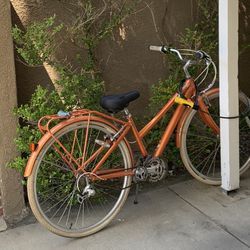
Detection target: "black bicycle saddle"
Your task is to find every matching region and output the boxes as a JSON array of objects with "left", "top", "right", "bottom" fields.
[{"left": 100, "top": 90, "right": 140, "bottom": 113}]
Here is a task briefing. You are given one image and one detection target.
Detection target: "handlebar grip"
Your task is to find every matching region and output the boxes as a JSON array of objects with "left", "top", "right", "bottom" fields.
[
  {"left": 149, "top": 45, "right": 163, "bottom": 52},
  {"left": 149, "top": 45, "right": 168, "bottom": 53}
]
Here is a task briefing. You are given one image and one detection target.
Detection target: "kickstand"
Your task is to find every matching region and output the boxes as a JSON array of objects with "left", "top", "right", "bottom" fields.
[{"left": 134, "top": 183, "right": 139, "bottom": 204}]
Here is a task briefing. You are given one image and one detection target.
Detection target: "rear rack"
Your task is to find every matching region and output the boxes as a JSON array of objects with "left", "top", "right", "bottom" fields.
[
  {"left": 37, "top": 108, "right": 126, "bottom": 135},
  {"left": 38, "top": 109, "right": 90, "bottom": 134}
]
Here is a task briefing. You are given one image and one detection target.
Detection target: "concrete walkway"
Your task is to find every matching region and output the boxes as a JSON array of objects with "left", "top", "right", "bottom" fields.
[{"left": 1, "top": 173, "right": 250, "bottom": 250}]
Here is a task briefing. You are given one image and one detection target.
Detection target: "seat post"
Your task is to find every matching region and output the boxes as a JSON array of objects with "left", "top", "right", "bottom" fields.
[
  {"left": 123, "top": 108, "right": 131, "bottom": 118},
  {"left": 124, "top": 108, "right": 148, "bottom": 157}
]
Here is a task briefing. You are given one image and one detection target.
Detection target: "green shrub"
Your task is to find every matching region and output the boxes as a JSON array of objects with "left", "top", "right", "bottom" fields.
[
  {"left": 147, "top": 0, "right": 218, "bottom": 169},
  {"left": 12, "top": 16, "right": 63, "bottom": 66},
  {"left": 10, "top": 1, "right": 139, "bottom": 174}
]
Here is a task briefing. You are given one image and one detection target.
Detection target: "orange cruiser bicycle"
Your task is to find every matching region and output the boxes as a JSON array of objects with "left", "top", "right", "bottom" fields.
[{"left": 24, "top": 46, "right": 250, "bottom": 237}]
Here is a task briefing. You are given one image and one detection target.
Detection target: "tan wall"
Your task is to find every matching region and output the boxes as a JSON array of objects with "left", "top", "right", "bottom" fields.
[
  {"left": 96, "top": 1, "right": 198, "bottom": 116},
  {"left": 11, "top": 0, "right": 197, "bottom": 116},
  {"left": 0, "top": 0, "right": 25, "bottom": 223},
  {"left": 11, "top": 1, "right": 83, "bottom": 105},
  {"left": 239, "top": 0, "right": 250, "bottom": 96},
  {"left": 11, "top": 0, "right": 249, "bottom": 115}
]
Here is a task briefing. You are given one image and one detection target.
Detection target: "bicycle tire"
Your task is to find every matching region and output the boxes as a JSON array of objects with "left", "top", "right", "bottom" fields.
[
  {"left": 27, "top": 120, "right": 133, "bottom": 237},
  {"left": 180, "top": 89, "right": 250, "bottom": 185}
]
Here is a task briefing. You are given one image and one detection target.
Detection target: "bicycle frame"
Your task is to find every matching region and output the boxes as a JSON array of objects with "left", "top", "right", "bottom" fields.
[{"left": 24, "top": 79, "right": 219, "bottom": 181}]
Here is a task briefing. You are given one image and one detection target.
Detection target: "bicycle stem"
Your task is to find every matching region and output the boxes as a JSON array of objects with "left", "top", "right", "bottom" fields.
[{"left": 183, "top": 60, "right": 192, "bottom": 79}]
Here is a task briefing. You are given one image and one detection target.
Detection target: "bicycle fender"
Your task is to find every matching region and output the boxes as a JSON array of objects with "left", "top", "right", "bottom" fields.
[
  {"left": 175, "top": 108, "right": 190, "bottom": 148},
  {"left": 24, "top": 115, "right": 134, "bottom": 177}
]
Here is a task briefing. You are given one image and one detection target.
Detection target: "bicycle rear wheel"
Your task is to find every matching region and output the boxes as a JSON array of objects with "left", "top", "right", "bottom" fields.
[
  {"left": 27, "top": 120, "right": 133, "bottom": 237},
  {"left": 180, "top": 89, "right": 250, "bottom": 185}
]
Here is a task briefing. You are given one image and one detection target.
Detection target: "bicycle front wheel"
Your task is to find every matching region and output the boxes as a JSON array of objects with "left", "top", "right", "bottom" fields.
[
  {"left": 180, "top": 89, "right": 250, "bottom": 185},
  {"left": 27, "top": 120, "right": 133, "bottom": 237}
]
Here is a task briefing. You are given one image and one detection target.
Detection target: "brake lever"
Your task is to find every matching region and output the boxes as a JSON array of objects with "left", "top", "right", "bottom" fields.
[{"left": 169, "top": 48, "right": 183, "bottom": 61}]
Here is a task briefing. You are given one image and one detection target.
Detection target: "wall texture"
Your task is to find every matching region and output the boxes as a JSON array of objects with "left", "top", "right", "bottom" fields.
[
  {"left": 11, "top": 0, "right": 250, "bottom": 117},
  {"left": 239, "top": 0, "right": 250, "bottom": 96},
  {"left": 0, "top": 0, "right": 25, "bottom": 223},
  {"left": 11, "top": 0, "right": 199, "bottom": 116}
]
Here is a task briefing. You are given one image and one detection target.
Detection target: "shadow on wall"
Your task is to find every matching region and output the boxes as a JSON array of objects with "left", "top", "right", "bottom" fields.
[
  {"left": 11, "top": 5, "right": 54, "bottom": 106},
  {"left": 11, "top": 0, "right": 250, "bottom": 111},
  {"left": 10, "top": 0, "right": 198, "bottom": 117},
  {"left": 11, "top": 0, "right": 85, "bottom": 106}
]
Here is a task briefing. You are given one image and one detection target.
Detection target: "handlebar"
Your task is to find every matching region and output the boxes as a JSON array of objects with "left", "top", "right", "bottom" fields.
[
  {"left": 149, "top": 45, "right": 216, "bottom": 93},
  {"left": 149, "top": 45, "right": 183, "bottom": 60},
  {"left": 149, "top": 45, "right": 209, "bottom": 61}
]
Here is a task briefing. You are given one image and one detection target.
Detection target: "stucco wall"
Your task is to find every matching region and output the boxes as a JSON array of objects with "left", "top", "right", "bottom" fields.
[
  {"left": 0, "top": 0, "right": 25, "bottom": 223},
  {"left": 11, "top": 0, "right": 198, "bottom": 116},
  {"left": 11, "top": 0, "right": 250, "bottom": 114},
  {"left": 239, "top": 0, "right": 250, "bottom": 96}
]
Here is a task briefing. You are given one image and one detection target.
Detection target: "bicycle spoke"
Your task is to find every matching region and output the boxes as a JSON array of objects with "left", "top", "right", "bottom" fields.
[
  {"left": 74, "top": 201, "right": 83, "bottom": 228},
  {"left": 197, "top": 146, "right": 219, "bottom": 173},
  {"left": 206, "top": 143, "right": 220, "bottom": 176},
  {"left": 45, "top": 190, "right": 73, "bottom": 216},
  {"left": 201, "top": 143, "right": 219, "bottom": 175},
  {"left": 39, "top": 179, "right": 73, "bottom": 196},
  {"left": 187, "top": 144, "right": 211, "bottom": 159},
  {"left": 41, "top": 159, "right": 71, "bottom": 172},
  {"left": 82, "top": 201, "right": 85, "bottom": 227},
  {"left": 96, "top": 188, "right": 119, "bottom": 200},
  {"left": 30, "top": 120, "right": 132, "bottom": 236},
  {"left": 58, "top": 188, "right": 77, "bottom": 225},
  {"left": 181, "top": 91, "right": 250, "bottom": 184}
]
